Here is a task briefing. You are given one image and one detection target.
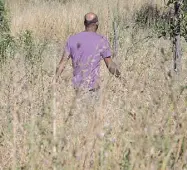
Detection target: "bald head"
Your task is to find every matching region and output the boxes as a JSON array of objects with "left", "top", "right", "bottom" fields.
[{"left": 84, "top": 12, "right": 99, "bottom": 29}]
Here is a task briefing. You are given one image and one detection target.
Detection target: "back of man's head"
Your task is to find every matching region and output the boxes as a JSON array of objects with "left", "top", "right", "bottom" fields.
[{"left": 84, "top": 12, "right": 99, "bottom": 27}]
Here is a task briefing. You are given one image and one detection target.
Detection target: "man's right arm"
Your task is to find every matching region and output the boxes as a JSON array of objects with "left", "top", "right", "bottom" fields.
[
  {"left": 55, "top": 38, "right": 71, "bottom": 82},
  {"left": 104, "top": 57, "right": 120, "bottom": 78},
  {"left": 55, "top": 52, "right": 70, "bottom": 81}
]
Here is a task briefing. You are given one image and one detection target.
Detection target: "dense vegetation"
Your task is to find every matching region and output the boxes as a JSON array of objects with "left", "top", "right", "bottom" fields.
[{"left": 0, "top": 0, "right": 187, "bottom": 170}]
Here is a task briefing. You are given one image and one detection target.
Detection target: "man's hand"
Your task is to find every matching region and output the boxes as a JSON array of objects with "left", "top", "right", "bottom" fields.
[{"left": 104, "top": 57, "right": 121, "bottom": 78}]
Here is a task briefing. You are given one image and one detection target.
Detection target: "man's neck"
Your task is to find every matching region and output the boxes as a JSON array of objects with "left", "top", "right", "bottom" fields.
[{"left": 85, "top": 27, "right": 97, "bottom": 32}]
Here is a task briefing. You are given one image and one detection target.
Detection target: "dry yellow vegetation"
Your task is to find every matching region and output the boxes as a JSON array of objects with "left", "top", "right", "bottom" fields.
[{"left": 0, "top": 0, "right": 187, "bottom": 169}]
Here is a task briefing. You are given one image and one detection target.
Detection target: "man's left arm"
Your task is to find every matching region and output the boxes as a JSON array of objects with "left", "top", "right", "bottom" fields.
[
  {"left": 101, "top": 37, "right": 121, "bottom": 78},
  {"left": 104, "top": 57, "right": 120, "bottom": 78}
]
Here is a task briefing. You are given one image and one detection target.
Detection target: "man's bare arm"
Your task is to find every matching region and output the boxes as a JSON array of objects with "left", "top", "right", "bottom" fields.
[
  {"left": 104, "top": 57, "right": 120, "bottom": 77},
  {"left": 55, "top": 52, "right": 70, "bottom": 82}
]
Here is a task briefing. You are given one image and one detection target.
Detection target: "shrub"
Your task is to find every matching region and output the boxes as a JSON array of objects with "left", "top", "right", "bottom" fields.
[
  {"left": 0, "top": 0, "right": 14, "bottom": 65},
  {"left": 135, "top": 4, "right": 173, "bottom": 38},
  {"left": 0, "top": 0, "right": 10, "bottom": 32}
]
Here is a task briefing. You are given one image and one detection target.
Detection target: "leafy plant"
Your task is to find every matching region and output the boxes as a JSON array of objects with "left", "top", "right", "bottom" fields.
[
  {"left": 0, "top": 0, "right": 14, "bottom": 65},
  {"left": 0, "top": 0, "right": 10, "bottom": 32},
  {"left": 0, "top": 33, "right": 15, "bottom": 64},
  {"left": 135, "top": 0, "right": 187, "bottom": 73}
]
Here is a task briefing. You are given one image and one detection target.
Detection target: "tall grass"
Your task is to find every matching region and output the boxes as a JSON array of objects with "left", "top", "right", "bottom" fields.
[{"left": 1, "top": 0, "right": 187, "bottom": 169}]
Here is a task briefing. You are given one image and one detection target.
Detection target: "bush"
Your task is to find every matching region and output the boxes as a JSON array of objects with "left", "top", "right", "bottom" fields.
[
  {"left": 0, "top": 0, "right": 13, "bottom": 65},
  {"left": 0, "top": 33, "right": 15, "bottom": 64},
  {"left": 135, "top": 4, "right": 173, "bottom": 38},
  {"left": 0, "top": 0, "right": 10, "bottom": 32}
]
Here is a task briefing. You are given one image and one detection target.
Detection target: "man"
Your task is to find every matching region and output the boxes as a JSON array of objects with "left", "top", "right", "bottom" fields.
[
  {"left": 56, "top": 13, "right": 120, "bottom": 166},
  {"left": 56, "top": 12, "right": 120, "bottom": 93}
]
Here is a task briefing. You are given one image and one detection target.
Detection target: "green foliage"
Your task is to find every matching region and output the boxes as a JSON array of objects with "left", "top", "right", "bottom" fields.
[
  {"left": 0, "top": 0, "right": 13, "bottom": 65},
  {"left": 135, "top": 1, "right": 187, "bottom": 40},
  {"left": 177, "top": 0, "right": 187, "bottom": 40},
  {"left": 135, "top": 4, "right": 171, "bottom": 37},
  {"left": 0, "top": 0, "right": 10, "bottom": 32},
  {"left": 119, "top": 149, "right": 131, "bottom": 169},
  {"left": 0, "top": 33, "right": 15, "bottom": 64},
  {"left": 18, "top": 30, "right": 48, "bottom": 66},
  {"left": 20, "top": 30, "right": 35, "bottom": 65}
]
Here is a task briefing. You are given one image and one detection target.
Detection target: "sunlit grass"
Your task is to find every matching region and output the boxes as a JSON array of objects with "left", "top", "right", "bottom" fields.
[{"left": 0, "top": 0, "right": 187, "bottom": 169}]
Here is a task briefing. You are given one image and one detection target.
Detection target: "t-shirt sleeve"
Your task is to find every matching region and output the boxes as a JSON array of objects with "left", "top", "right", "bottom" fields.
[{"left": 100, "top": 37, "right": 112, "bottom": 58}]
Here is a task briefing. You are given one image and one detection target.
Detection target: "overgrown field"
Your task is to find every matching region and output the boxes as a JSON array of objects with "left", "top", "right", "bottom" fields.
[{"left": 1, "top": 0, "right": 187, "bottom": 169}]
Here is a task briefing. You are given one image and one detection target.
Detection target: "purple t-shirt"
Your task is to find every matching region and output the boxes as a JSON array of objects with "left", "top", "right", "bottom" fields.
[{"left": 65, "top": 31, "right": 111, "bottom": 90}]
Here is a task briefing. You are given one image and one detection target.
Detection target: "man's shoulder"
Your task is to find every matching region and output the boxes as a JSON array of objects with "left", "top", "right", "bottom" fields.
[
  {"left": 97, "top": 33, "right": 106, "bottom": 38},
  {"left": 69, "top": 32, "right": 107, "bottom": 39},
  {"left": 66, "top": 32, "right": 109, "bottom": 45},
  {"left": 69, "top": 32, "right": 85, "bottom": 37},
  {"left": 94, "top": 33, "right": 108, "bottom": 40},
  {"left": 66, "top": 32, "right": 79, "bottom": 40},
  {"left": 95, "top": 33, "right": 109, "bottom": 44},
  {"left": 66, "top": 32, "right": 84, "bottom": 43}
]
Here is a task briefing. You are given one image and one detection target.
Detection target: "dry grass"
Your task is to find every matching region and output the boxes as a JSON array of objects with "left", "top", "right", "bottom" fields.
[
  {"left": 1, "top": 0, "right": 187, "bottom": 169},
  {"left": 6, "top": 0, "right": 165, "bottom": 40}
]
